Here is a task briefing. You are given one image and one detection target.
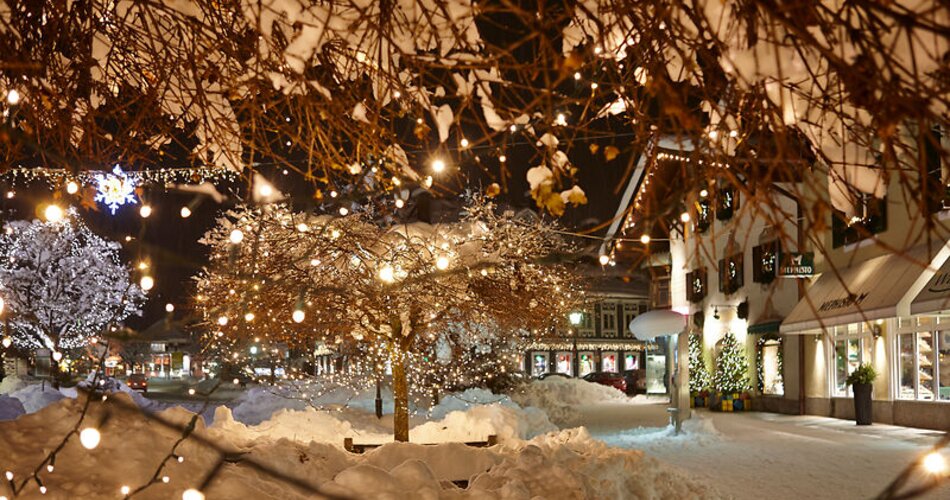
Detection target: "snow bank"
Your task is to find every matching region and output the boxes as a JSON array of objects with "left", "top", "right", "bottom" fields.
[
  {"left": 7, "top": 383, "right": 67, "bottom": 413},
  {"left": 509, "top": 378, "right": 630, "bottom": 426},
  {"left": 0, "top": 391, "right": 717, "bottom": 498},
  {"left": 0, "top": 394, "right": 25, "bottom": 421}
]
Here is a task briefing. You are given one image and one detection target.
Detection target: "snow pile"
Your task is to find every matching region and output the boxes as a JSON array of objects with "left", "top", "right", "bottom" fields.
[
  {"left": 0, "top": 394, "right": 25, "bottom": 421},
  {"left": 6, "top": 382, "right": 67, "bottom": 414},
  {"left": 509, "top": 378, "right": 629, "bottom": 426},
  {"left": 427, "top": 387, "right": 516, "bottom": 419},
  {"left": 596, "top": 413, "right": 722, "bottom": 453}
]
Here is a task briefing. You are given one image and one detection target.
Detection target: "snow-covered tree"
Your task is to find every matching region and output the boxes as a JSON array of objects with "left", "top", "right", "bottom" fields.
[
  {"left": 713, "top": 332, "right": 750, "bottom": 394},
  {"left": 195, "top": 198, "right": 582, "bottom": 441},
  {"left": 0, "top": 213, "right": 146, "bottom": 356},
  {"left": 688, "top": 333, "right": 710, "bottom": 393}
]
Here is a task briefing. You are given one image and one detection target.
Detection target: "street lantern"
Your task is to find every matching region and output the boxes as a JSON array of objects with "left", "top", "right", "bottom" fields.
[{"left": 569, "top": 311, "right": 583, "bottom": 325}]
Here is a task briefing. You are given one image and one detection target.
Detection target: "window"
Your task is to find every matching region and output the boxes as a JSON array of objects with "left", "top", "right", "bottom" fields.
[
  {"left": 716, "top": 185, "right": 739, "bottom": 221},
  {"left": 923, "top": 124, "right": 947, "bottom": 214},
  {"left": 577, "top": 310, "right": 595, "bottom": 337},
  {"left": 600, "top": 302, "right": 618, "bottom": 337},
  {"left": 695, "top": 198, "right": 712, "bottom": 233},
  {"left": 898, "top": 317, "right": 950, "bottom": 401},
  {"left": 532, "top": 352, "right": 549, "bottom": 377},
  {"left": 719, "top": 254, "right": 744, "bottom": 295},
  {"left": 759, "top": 339, "right": 784, "bottom": 395},
  {"left": 752, "top": 240, "right": 780, "bottom": 284},
  {"left": 602, "top": 351, "right": 618, "bottom": 372},
  {"left": 651, "top": 276, "right": 671, "bottom": 309},
  {"left": 830, "top": 323, "right": 872, "bottom": 396},
  {"left": 686, "top": 267, "right": 707, "bottom": 303},
  {"left": 831, "top": 193, "right": 888, "bottom": 248},
  {"left": 622, "top": 303, "right": 639, "bottom": 338},
  {"left": 556, "top": 352, "right": 573, "bottom": 376}
]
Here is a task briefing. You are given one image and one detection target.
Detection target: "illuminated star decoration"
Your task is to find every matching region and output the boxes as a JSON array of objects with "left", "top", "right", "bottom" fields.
[{"left": 95, "top": 165, "right": 138, "bottom": 214}]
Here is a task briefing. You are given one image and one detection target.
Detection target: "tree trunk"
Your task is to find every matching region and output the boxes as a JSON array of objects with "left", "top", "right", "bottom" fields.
[
  {"left": 375, "top": 378, "right": 383, "bottom": 419},
  {"left": 391, "top": 349, "right": 410, "bottom": 442}
]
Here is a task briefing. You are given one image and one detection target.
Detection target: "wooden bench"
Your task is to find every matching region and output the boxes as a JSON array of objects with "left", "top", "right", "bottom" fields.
[{"left": 343, "top": 435, "right": 498, "bottom": 454}]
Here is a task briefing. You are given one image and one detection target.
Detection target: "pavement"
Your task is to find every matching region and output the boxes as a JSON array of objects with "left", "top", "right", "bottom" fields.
[
  {"left": 583, "top": 398, "right": 950, "bottom": 500},
  {"left": 135, "top": 378, "right": 246, "bottom": 403}
]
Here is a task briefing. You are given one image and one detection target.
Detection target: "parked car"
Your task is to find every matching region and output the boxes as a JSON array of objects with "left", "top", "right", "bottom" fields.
[
  {"left": 582, "top": 371, "right": 627, "bottom": 393},
  {"left": 539, "top": 372, "right": 571, "bottom": 380},
  {"left": 622, "top": 369, "right": 647, "bottom": 395},
  {"left": 127, "top": 373, "right": 148, "bottom": 393}
]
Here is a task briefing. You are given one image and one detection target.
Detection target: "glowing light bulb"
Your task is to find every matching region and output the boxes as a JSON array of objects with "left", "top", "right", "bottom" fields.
[
  {"left": 379, "top": 265, "right": 395, "bottom": 283},
  {"left": 120, "top": 486, "right": 130, "bottom": 495},
  {"left": 180, "top": 206, "right": 192, "bottom": 218},
  {"left": 229, "top": 229, "right": 244, "bottom": 244},
  {"left": 66, "top": 181, "right": 79, "bottom": 194},
  {"left": 460, "top": 138, "right": 469, "bottom": 148},
  {"left": 244, "top": 312, "right": 255, "bottom": 322},
  {"left": 598, "top": 254, "right": 610, "bottom": 266},
  {"left": 556, "top": 113, "right": 567, "bottom": 126},
  {"left": 431, "top": 159, "right": 446, "bottom": 173},
  {"left": 339, "top": 207, "right": 349, "bottom": 216},
  {"left": 292, "top": 309, "right": 305, "bottom": 323},
  {"left": 52, "top": 351, "right": 62, "bottom": 362},
  {"left": 640, "top": 234, "right": 651, "bottom": 244},
  {"left": 257, "top": 183, "right": 273, "bottom": 198},
  {"left": 498, "top": 155, "right": 507, "bottom": 163},
  {"left": 296, "top": 223, "right": 309, "bottom": 232},
  {"left": 436, "top": 256, "right": 450, "bottom": 270},
  {"left": 573, "top": 72, "right": 581, "bottom": 80},
  {"left": 165, "top": 303, "right": 175, "bottom": 313},
  {"left": 79, "top": 428, "right": 101, "bottom": 449},
  {"left": 922, "top": 451, "right": 947, "bottom": 475},
  {"left": 140, "top": 276, "right": 154, "bottom": 291},
  {"left": 44, "top": 205, "right": 64, "bottom": 223},
  {"left": 395, "top": 199, "right": 405, "bottom": 208},
  {"left": 217, "top": 315, "right": 228, "bottom": 326},
  {"left": 139, "top": 205, "right": 152, "bottom": 218},
  {"left": 6, "top": 89, "right": 20, "bottom": 105},
  {"left": 699, "top": 189, "right": 708, "bottom": 198},
  {"left": 2, "top": 337, "right": 11, "bottom": 348},
  {"left": 182, "top": 489, "right": 205, "bottom": 500},
  {"left": 680, "top": 212, "right": 691, "bottom": 223}
]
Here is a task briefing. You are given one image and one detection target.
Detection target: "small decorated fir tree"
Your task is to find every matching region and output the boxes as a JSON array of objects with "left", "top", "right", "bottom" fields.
[
  {"left": 713, "top": 332, "right": 750, "bottom": 394},
  {"left": 688, "top": 333, "right": 711, "bottom": 393}
]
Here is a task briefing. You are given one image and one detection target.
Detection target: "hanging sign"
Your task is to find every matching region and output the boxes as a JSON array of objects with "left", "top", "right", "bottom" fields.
[{"left": 779, "top": 252, "right": 814, "bottom": 277}]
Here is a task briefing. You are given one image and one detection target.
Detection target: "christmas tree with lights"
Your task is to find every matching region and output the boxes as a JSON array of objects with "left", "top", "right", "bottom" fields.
[
  {"left": 713, "top": 332, "right": 750, "bottom": 394},
  {"left": 688, "top": 333, "right": 711, "bottom": 393}
]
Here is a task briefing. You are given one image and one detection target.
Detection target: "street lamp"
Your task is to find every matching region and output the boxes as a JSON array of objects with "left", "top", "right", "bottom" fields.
[{"left": 569, "top": 312, "right": 583, "bottom": 377}]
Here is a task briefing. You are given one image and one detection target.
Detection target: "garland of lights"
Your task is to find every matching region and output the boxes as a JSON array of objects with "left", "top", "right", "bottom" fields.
[{"left": 0, "top": 166, "right": 240, "bottom": 188}]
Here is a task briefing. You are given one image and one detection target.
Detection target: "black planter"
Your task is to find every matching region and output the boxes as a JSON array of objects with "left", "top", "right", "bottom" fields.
[{"left": 852, "top": 383, "right": 873, "bottom": 425}]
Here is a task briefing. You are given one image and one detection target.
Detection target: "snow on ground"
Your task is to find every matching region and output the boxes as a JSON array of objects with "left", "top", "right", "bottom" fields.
[
  {"left": 0, "top": 391, "right": 715, "bottom": 499},
  {"left": 593, "top": 405, "right": 950, "bottom": 500}
]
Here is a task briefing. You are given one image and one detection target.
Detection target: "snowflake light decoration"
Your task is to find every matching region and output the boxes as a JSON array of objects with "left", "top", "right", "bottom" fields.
[{"left": 95, "top": 165, "right": 138, "bottom": 214}]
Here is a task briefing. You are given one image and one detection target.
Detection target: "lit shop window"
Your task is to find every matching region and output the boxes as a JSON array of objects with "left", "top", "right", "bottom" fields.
[
  {"left": 556, "top": 352, "right": 573, "bottom": 376},
  {"left": 831, "top": 323, "right": 872, "bottom": 397},
  {"left": 532, "top": 352, "right": 549, "bottom": 377},
  {"left": 624, "top": 353, "right": 639, "bottom": 370},
  {"left": 602, "top": 352, "right": 618, "bottom": 372},
  {"left": 579, "top": 353, "right": 595, "bottom": 377},
  {"left": 758, "top": 338, "right": 784, "bottom": 395},
  {"left": 898, "top": 318, "right": 950, "bottom": 401}
]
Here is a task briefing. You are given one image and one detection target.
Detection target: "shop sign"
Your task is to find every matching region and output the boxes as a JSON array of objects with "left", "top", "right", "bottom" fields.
[
  {"left": 779, "top": 252, "right": 815, "bottom": 277},
  {"left": 818, "top": 292, "right": 869, "bottom": 312}
]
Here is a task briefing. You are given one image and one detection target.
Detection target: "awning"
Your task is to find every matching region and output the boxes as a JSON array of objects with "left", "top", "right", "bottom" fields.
[
  {"left": 748, "top": 320, "right": 782, "bottom": 335},
  {"left": 780, "top": 247, "right": 932, "bottom": 333},
  {"left": 911, "top": 255, "right": 950, "bottom": 315}
]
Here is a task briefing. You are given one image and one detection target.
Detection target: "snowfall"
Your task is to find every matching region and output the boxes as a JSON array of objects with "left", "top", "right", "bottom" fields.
[{"left": 1, "top": 376, "right": 947, "bottom": 499}]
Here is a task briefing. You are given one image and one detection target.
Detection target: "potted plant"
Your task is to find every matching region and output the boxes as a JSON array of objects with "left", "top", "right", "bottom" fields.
[{"left": 846, "top": 363, "right": 877, "bottom": 425}]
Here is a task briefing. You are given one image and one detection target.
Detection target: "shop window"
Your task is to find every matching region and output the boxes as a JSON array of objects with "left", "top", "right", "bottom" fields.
[
  {"left": 622, "top": 303, "right": 639, "bottom": 338},
  {"left": 834, "top": 338, "right": 869, "bottom": 396},
  {"left": 579, "top": 353, "right": 595, "bottom": 377},
  {"left": 624, "top": 353, "right": 639, "bottom": 370},
  {"left": 532, "top": 352, "right": 549, "bottom": 377},
  {"left": 716, "top": 185, "right": 739, "bottom": 221},
  {"left": 556, "top": 352, "right": 573, "bottom": 376},
  {"left": 687, "top": 267, "right": 707, "bottom": 303},
  {"left": 752, "top": 240, "right": 780, "bottom": 284},
  {"left": 602, "top": 352, "right": 618, "bottom": 372},
  {"left": 757, "top": 336, "right": 784, "bottom": 395},
  {"left": 600, "top": 302, "right": 618, "bottom": 338},
  {"left": 695, "top": 198, "right": 712, "bottom": 233},
  {"left": 898, "top": 329, "right": 950, "bottom": 401},
  {"left": 718, "top": 253, "right": 744, "bottom": 295},
  {"left": 831, "top": 193, "right": 888, "bottom": 248}
]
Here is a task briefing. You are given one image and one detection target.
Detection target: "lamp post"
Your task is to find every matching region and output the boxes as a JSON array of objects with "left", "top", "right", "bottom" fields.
[{"left": 569, "top": 312, "right": 582, "bottom": 378}]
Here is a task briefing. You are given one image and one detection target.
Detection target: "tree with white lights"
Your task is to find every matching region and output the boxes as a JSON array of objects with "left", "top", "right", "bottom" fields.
[
  {"left": 196, "top": 198, "right": 582, "bottom": 441},
  {"left": 0, "top": 212, "right": 146, "bottom": 367}
]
